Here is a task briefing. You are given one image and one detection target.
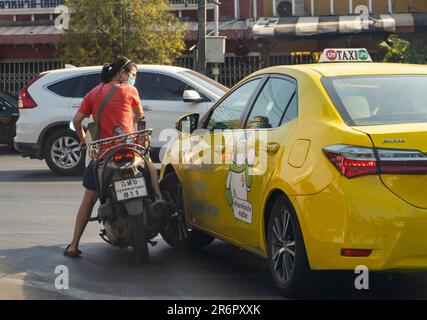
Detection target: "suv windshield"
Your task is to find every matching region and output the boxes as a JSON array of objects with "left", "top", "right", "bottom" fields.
[{"left": 322, "top": 75, "right": 427, "bottom": 126}]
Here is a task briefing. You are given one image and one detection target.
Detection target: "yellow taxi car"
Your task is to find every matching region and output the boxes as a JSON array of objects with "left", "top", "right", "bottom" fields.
[{"left": 159, "top": 49, "right": 427, "bottom": 297}]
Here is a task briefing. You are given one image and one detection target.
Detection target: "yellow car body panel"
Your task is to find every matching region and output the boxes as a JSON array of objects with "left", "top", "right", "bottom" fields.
[{"left": 161, "top": 63, "right": 427, "bottom": 271}]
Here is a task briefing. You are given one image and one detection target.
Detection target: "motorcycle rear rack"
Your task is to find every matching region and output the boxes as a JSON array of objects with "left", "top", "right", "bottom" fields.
[{"left": 88, "top": 129, "right": 153, "bottom": 160}]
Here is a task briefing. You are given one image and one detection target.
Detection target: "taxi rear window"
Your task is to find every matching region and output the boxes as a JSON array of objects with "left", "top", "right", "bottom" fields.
[{"left": 322, "top": 75, "right": 427, "bottom": 126}]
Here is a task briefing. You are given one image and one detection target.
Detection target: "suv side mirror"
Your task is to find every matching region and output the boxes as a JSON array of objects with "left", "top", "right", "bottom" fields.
[
  {"left": 183, "top": 90, "right": 203, "bottom": 103},
  {"left": 175, "top": 113, "right": 199, "bottom": 133}
]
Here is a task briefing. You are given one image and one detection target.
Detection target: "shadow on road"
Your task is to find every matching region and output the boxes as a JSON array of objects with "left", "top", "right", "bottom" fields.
[
  {"left": 1, "top": 241, "right": 427, "bottom": 300},
  {"left": 0, "top": 241, "right": 279, "bottom": 300},
  {"left": 0, "top": 146, "right": 18, "bottom": 155},
  {"left": 0, "top": 170, "right": 80, "bottom": 182}
]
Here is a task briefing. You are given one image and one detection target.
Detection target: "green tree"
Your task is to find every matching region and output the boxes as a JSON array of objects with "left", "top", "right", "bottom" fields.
[
  {"left": 57, "top": 0, "right": 186, "bottom": 66},
  {"left": 380, "top": 34, "right": 427, "bottom": 64}
]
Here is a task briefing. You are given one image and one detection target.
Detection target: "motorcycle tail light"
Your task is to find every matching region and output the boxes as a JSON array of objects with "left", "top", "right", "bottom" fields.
[{"left": 114, "top": 149, "right": 135, "bottom": 166}]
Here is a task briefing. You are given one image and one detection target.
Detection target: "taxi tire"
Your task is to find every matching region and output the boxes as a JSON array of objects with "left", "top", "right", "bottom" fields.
[
  {"left": 160, "top": 172, "right": 215, "bottom": 250},
  {"left": 267, "top": 196, "right": 315, "bottom": 298}
]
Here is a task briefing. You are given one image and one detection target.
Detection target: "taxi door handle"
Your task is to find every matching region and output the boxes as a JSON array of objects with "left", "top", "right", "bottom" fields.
[
  {"left": 71, "top": 104, "right": 80, "bottom": 109},
  {"left": 143, "top": 106, "right": 152, "bottom": 112},
  {"left": 267, "top": 142, "right": 280, "bottom": 155}
]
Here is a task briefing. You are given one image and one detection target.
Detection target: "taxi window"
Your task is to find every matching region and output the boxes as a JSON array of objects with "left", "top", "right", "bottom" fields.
[
  {"left": 280, "top": 94, "right": 297, "bottom": 126},
  {"left": 323, "top": 75, "right": 427, "bottom": 126},
  {"left": 245, "top": 77, "right": 296, "bottom": 129},
  {"left": 207, "top": 78, "right": 262, "bottom": 130}
]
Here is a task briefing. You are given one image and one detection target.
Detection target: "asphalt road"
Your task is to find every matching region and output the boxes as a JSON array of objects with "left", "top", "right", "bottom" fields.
[{"left": 1, "top": 151, "right": 427, "bottom": 300}]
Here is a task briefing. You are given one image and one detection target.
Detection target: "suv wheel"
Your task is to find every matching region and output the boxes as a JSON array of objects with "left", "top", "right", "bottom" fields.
[{"left": 44, "top": 128, "right": 85, "bottom": 176}]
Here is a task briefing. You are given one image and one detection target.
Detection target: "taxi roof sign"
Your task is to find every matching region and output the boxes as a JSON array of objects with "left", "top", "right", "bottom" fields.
[{"left": 319, "top": 49, "right": 372, "bottom": 63}]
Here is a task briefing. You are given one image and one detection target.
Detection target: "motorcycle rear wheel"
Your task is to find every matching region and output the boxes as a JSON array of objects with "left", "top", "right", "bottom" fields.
[{"left": 129, "top": 214, "right": 149, "bottom": 263}]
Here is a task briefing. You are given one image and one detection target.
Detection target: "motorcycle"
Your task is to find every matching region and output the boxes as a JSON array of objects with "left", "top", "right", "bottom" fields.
[{"left": 74, "top": 121, "right": 170, "bottom": 263}]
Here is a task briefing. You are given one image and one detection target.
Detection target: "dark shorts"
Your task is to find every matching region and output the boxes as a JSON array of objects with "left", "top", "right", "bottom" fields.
[{"left": 82, "top": 160, "right": 97, "bottom": 191}]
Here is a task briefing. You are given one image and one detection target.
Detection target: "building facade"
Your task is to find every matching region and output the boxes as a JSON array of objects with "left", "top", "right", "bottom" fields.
[
  {"left": 0, "top": 0, "right": 426, "bottom": 95},
  {"left": 177, "top": 0, "right": 427, "bottom": 86}
]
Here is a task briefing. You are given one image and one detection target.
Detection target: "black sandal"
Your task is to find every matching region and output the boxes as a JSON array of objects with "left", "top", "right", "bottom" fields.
[{"left": 63, "top": 244, "right": 82, "bottom": 257}]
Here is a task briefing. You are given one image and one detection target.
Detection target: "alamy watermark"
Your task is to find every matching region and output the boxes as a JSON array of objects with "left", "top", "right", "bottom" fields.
[
  {"left": 355, "top": 5, "right": 370, "bottom": 31},
  {"left": 54, "top": 265, "right": 69, "bottom": 290},
  {"left": 54, "top": 5, "right": 70, "bottom": 30},
  {"left": 354, "top": 265, "right": 369, "bottom": 290},
  {"left": 159, "top": 124, "right": 270, "bottom": 176}
]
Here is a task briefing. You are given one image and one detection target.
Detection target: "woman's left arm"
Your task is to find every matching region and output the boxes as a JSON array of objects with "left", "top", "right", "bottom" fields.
[
  {"left": 73, "top": 111, "right": 86, "bottom": 145},
  {"left": 133, "top": 104, "right": 143, "bottom": 123}
]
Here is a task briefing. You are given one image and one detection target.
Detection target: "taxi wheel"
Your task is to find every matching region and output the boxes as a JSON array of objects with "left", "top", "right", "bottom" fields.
[
  {"left": 267, "top": 196, "right": 315, "bottom": 297},
  {"left": 160, "top": 173, "right": 215, "bottom": 250}
]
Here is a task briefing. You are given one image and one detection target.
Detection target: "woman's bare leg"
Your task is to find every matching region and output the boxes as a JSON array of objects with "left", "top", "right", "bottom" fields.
[{"left": 67, "top": 188, "right": 98, "bottom": 252}]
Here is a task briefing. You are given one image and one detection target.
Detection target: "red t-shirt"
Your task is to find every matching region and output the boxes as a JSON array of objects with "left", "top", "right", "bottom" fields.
[{"left": 78, "top": 81, "right": 141, "bottom": 140}]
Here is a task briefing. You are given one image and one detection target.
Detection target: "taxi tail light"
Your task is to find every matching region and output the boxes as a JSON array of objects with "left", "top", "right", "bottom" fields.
[
  {"left": 376, "top": 149, "right": 427, "bottom": 175},
  {"left": 323, "top": 145, "right": 427, "bottom": 178},
  {"left": 323, "top": 145, "right": 377, "bottom": 178},
  {"left": 18, "top": 73, "right": 45, "bottom": 109}
]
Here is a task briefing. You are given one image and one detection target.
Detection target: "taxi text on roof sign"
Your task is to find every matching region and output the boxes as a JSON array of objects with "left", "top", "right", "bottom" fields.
[{"left": 319, "top": 48, "right": 372, "bottom": 63}]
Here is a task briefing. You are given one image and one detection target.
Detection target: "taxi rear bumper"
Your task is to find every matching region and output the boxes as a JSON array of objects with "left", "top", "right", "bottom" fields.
[{"left": 290, "top": 175, "right": 427, "bottom": 271}]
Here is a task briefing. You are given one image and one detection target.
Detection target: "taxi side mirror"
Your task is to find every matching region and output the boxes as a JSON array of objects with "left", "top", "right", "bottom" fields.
[{"left": 176, "top": 113, "right": 199, "bottom": 133}]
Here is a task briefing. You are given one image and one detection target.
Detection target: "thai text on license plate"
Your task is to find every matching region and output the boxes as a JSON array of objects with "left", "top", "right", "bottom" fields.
[{"left": 114, "top": 178, "right": 147, "bottom": 201}]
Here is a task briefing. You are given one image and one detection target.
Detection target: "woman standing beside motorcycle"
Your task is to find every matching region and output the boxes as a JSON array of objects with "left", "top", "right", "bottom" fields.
[{"left": 64, "top": 56, "right": 161, "bottom": 257}]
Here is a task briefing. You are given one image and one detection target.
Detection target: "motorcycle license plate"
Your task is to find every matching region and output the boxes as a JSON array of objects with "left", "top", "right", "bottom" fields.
[{"left": 114, "top": 178, "right": 147, "bottom": 201}]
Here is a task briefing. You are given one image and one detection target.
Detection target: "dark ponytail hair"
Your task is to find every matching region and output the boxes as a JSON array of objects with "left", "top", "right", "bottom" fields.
[{"left": 101, "top": 56, "right": 137, "bottom": 84}]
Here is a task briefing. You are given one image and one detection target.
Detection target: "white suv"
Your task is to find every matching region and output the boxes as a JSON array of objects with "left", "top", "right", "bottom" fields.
[{"left": 15, "top": 65, "right": 227, "bottom": 175}]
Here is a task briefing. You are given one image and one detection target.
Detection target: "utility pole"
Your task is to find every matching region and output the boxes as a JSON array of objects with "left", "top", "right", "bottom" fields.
[
  {"left": 197, "top": 0, "right": 207, "bottom": 75},
  {"left": 213, "top": 1, "right": 220, "bottom": 81}
]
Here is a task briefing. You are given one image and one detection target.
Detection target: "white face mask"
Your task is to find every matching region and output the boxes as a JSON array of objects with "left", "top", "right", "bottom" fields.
[
  {"left": 120, "top": 70, "right": 136, "bottom": 86},
  {"left": 127, "top": 74, "right": 136, "bottom": 87}
]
